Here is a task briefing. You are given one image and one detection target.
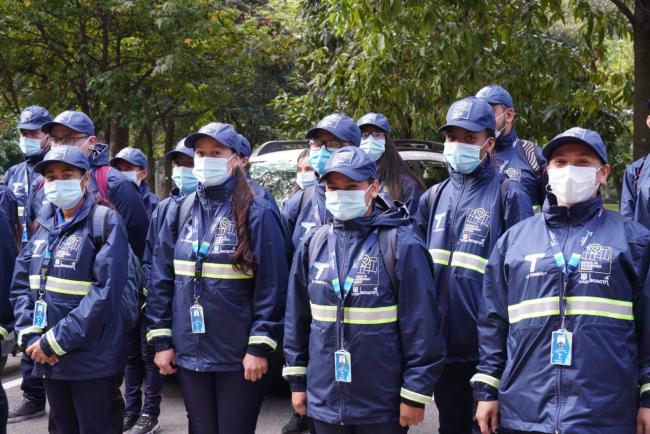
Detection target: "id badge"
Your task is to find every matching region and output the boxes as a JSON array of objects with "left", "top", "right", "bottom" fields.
[
  {"left": 33, "top": 300, "right": 47, "bottom": 328},
  {"left": 190, "top": 304, "right": 205, "bottom": 334},
  {"left": 334, "top": 349, "right": 352, "bottom": 383},
  {"left": 21, "top": 223, "right": 28, "bottom": 243},
  {"left": 550, "top": 329, "right": 572, "bottom": 366}
]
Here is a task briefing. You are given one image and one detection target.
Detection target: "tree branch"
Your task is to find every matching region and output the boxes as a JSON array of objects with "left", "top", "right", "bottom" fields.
[{"left": 609, "top": 0, "right": 635, "bottom": 25}]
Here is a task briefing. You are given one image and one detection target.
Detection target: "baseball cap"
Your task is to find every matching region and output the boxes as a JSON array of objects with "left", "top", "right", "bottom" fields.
[
  {"left": 18, "top": 106, "right": 52, "bottom": 130},
  {"left": 437, "top": 97, "right": 496, "bottom": 134},
  {"left": 357, "top": 112, "right": 392, "bottom": 135},
  {"left": 165, "top": 138, "right": 194, "bottom": 161},
  {"left": 110, "top": 147, "right": 148, "bottom": 169},
  {"left": 41, "top": 110, "right": 95, "bottom": 136},
  {"left": 321, "top": 146, "right": 378, "bottom": 182},
  {"left": 475, "top": 85, "right": 514, "bottom": 108},
  {"left": 543, "top": 127, "right": 608, "bottom": 164},
  {"left": 306, "top": 113, "right": 361, "bottom": 147},
  {"left": 185, "top": 122, "right": 244, "bottom": 155},
  {"left": 34, "top": 145, "right": 90, "bottom": 174}
]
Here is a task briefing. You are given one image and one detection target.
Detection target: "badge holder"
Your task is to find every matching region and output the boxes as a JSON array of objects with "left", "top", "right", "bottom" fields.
[
  {"left": 33, "top": 298, "right": 47, "bottom": 328},
  {"left": 550, "top": 328, "right": 572, "bottom": 366},
  {"left": 334, "top": 349, "right": 351, "bottom": 383}
]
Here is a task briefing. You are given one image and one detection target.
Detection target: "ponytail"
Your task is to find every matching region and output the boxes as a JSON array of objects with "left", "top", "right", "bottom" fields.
[{"left": 231, "top": 165, "right": 255, "bottom": 273}]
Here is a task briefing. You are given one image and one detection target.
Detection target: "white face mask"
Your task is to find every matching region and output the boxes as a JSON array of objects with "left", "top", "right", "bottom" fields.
[
  {"left": 122, "top": 170, "right": 141, "bottom": 186},
  {"left": 296, "top": 171, "right": 317, "bottom": 189},
  {"left": 548, "top": 165, "right": 602, "bottom": 206}
]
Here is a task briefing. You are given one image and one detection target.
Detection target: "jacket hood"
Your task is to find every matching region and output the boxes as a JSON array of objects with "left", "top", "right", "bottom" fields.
[
  {"left": 89, "top": 144, "right": 109, "bottom": 167},
  {"left": 449, "top": 157, "right": 497, "bottom": 188},
  {"left": 333, "top": 195, "right": 408, "bottom": 232},
  {"left": 495, "top": 128, "right": 517, "bottom": 150}
]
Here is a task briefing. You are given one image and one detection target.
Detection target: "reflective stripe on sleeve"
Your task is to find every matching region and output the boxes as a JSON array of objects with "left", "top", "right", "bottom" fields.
[
  {"left": 641, "top": 383, "right": 650, "bottom": 396},
  {"left": 173, "top": 260, "right": 253, "bottom": 279},
  {"left": 508, "top": 297, "right": 560, "bottom": 324},
  {"left": 0, "top": 326, "right": 8, "bottom": 340},
  {"left": 429, "top": 249, "right": 451, "bottom": 266},
  {"left": 566, "top": 296, "right": 634, "bottom": 321},
  {"left": 282, "top": 366, "right": 307, "bottom": 376},
  {"left": 146, "top": 328, "right": 172, "bottom": 343},
  {"left": 45, "top": 329, "right": 66, "bottom": 356},
  {"left": 400, "top": 387, "right": 432, "bottom": 405},
  {"left": 18, "top": 326, "right": 43, "bottom": 347},
  {"left": 45, "top": 276, "right": 92, "bottom": 296},
  {"left": 248, "top": 335, "right": 277, "bottom": 350},
  {"left": 470, "top": 373, "right": 501, "bottom": 389},
  {"left": 310, "top": 303, "right": 398, "bottom": 324},
  {"left": 18, "top": 206, "right": 24, "bottom": 217},
  {"left": 450, "top": 251, "right": 488, "bottom": 273},
  {"left": 29, "top": 275, "right": 40, "bottom": 290}
]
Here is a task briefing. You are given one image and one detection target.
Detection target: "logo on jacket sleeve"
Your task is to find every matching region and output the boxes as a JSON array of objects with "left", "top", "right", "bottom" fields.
[{"left": 460, "top": 208, "right": 490, "bottom": 246}]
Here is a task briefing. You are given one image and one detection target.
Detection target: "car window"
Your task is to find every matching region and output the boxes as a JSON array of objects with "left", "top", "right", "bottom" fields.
[
  {"left": 249, "top": 161, "right": 297, "bottom": 204},
  {"left": 405, "top": 160, "right": 448, "bottom": 189}
]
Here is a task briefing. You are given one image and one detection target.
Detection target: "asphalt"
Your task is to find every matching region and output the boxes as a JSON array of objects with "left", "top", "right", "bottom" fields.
[{"left": 1, "top": 355, "right": 440, "bottom": 433}]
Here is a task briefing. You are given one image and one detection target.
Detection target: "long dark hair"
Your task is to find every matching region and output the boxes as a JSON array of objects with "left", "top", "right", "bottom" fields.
[
  {"left": 376, "top": 134, "right": 425, "bottom": 200},
  {"left": 231, "top": 164, "right": 255, "bottom": 274}
]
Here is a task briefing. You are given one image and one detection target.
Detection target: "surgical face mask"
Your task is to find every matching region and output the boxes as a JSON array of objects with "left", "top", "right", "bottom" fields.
[
  {"left": 547, "top": 165, "right": 601, "bottom": 206},
  {"left": 325, "top": 186, "right": 371, "bottom": 221},
  {"left": 122, "top": 170, "right": 141, "bottom": 186},
  {"left": 193, "top": 155, "right": 233, "bottom": 187},
  {"left": 308, "top": 147, "right": 333, "bottom": 175},
  {"left": 296, "top": 171, "right": 317, "bottom": 189},
  {"left": 359, "top": 136, "right": 386, "bottom": 161},
  {"left": 443, "top": 140, "right": 487, "bottom": 174},
  {"left": 172, "top": 166, "right": 198, "bottom": 194},
  {"left": 19, "top": 136, "right": 42, "bottom": 156},
  {"left": 494, "top": 112, "right": 507, "bottom": 139},
  {"left": 44, "top": 179, "right": 84, "bottom": 210}
]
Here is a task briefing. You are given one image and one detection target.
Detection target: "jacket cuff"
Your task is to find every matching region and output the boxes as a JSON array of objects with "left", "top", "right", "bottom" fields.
[
  {"left": 39, "top": 335, "right": 54, "bottom": 357},
  {"left": 640, "top": 384, "right": 650, "bottom": 408},
  {"left": 401, "top": 397, "right": 425, "bottom": 408},
  {"left": 153, "top": 338, "right": 173, "bottom": 353},
  {"left": 288, "top": 377, "right": 307, "bottom": 392},
  {"left": 246, "top": 344, "right": 272, "bottom": 358},
  {"left": 473, "top": 382, "right": 499, "bottom": 401}
]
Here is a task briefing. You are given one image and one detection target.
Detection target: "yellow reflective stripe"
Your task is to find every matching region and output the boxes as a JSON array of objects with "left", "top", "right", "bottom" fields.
[
  {"left": 146, "top": 328, "right": 172, "bottom": 343},
  {"left": 470, "top": 373, "right": 501, "bottom": 389},
  {"left": 173, "top": 260, "right": 253, "bottom": 280},
  {"left": 282, "top": 366, "right": 307, "bottom": 376},
  {"left": 450, "top": 251, "right": 488, "bottom": 273},
  {"left": 18, "top": 206, "right": 24, "bottom": 217},
  {"left": 508, "top": 297, "right": 560, "bottom": 324},
  {"left": 429, "top": 249, "right": 451, "bottom": 265},
  {"left": 18, "top": 326, "right": 43, "bottom": 347},
  {"left": 142, "top": 287, "right": 148, "bottom": 297},
  {"left": 532, "top": 205, "right": 541, "bottom": 213},
  {"left": 29, "top": 275, "right": 41, "bottom": 290},
  {"left": 641, "top": 383, "right": 650, "bottom": 396},
  {"left": 0, "top": 326, "right": 8, "bottom": 340},
  {"left": 565, "top": 296, "right": 634, "bottom": 320},
  {"left": 310, "top": 303, "right": 398, "bottom": 324},
  {"left": 45, "top": 329, "right": 66, "bottom": 356},
  {"left": 248, "top": 335, "right": 277, "bottom": 350},
  {"left": 400, "top": 387, "right": 432, "bottom": 405},
  {"left": 310, "top": 302, "right": 336, "bottom": 322},
  {"left": 45, "top": 276, "right": 92, "bottom": 296}
]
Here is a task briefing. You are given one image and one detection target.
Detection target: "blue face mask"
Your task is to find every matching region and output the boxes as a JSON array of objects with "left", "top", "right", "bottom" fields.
[
  {"left": 171, "top": 166, "right": 198, "bottom": 194},
  {"left": 193, "top": 155, "right": 233, "bottom": 187},
  {"left": 443, "top": 140, "right": 487, "bottom": 174},
  {"left": 19, "top": 136, "right": 42, "bottom": 156},
  {"left": 44, "top": 179, "right": 84, "bottom": 210},
  {"left": 308, "top": 147, "right": 333, "bottom": 175},
  {"left": 359, "top": 136, "right": 385, "bottom": 161},
  {"left": 325, "top": 186, "right": 371, "bottom": 221}
]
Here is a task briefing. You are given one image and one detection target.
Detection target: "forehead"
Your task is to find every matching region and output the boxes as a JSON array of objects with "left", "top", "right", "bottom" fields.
[
  {"left": 194, "top": 136, "right": 229, "bottom": 150},
  {"left": 312, "top": 130, "right": 337, "bottom": 141},
  {"left": 550, "top": 142, "right": 600, "bottom": 160},
  {"left": 325, "top": 171, "right": 356, "bottom": 185},
  {"left": 50, "top": 125, "right": 80, "bottom": 137},
  {"left": 44, "top": 161, "right": 80, "bottom": 174},
  {"left": 445, "top": 126, "right": 478, "bottom": 136}
]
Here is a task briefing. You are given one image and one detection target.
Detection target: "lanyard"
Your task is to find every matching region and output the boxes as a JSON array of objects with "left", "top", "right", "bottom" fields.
[
  {"left": 545, "top": 208, "right": 603, "bottom": 327},
  {"left": 190, "top": 198, "right": 231, "bottom": 302},
  {"left": 38, "top": 224, "right": 67, "bottom": 300}
]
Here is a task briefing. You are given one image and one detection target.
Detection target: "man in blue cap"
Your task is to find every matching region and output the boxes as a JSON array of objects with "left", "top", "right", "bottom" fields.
[
  {"left": 4, "top": 105, "right": 52, "bottom": 424},
  {"left": 414, "top": 96, "right": 533, "bottom": 434},
  {"left": 621, "top": 99, "right": 650, "bottom": 228},
  {"left": 473, "top": 127, "right": 650, "bottom": 434},
  {"left": 475, "top": 85, "right": 546, "bottom": 210},
  {"left": 110, "top": 147, "right": 160, "bottom": 219}
]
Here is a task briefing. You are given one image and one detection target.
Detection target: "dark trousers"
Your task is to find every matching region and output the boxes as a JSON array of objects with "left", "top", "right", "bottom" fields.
[
  {"left": 177, "top": 367, "right": 270, "bottom": 434},
  {"left": 20, "top": 354, "right": 45, "bottom": 405},
  {"left": 434, "top": 362, "right": 481, "bottom": 434},
  {"left": 44, "top": 376, "right": 113, "bottom": 434},
  {"left": 0, "top": 383, "right": 7, "bottom": 434},
  {"left": 123, "top": 322, "right": 163, "bottom": 417},
  {"left": 312, "top": 419, "right": 407, "bottom": 434}
]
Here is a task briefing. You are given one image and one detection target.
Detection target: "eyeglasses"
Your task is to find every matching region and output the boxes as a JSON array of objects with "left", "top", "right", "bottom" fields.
[
  {"left": 361, "top": 131, "right": 385, "bottom": 139},
  {"left": 48, "top": 135, "right": 89, "bottom": 146},
  {"left": 308, "top": 139, "right": 348, "bottom": 152}
]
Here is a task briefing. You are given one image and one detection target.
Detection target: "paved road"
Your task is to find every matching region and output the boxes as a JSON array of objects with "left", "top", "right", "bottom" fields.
[{"left": 2, "top": 355, "right": 440, "bottom": 433}]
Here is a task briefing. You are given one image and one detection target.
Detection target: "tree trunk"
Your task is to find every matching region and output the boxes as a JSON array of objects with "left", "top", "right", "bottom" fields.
[
  {"left": 161, "top": 119, "right": 175, "bottom": 198},
  {"left": 109, "top": 118, "right": 130, "bottom": 157},
  {"left": 633, "top": 1, "right": 650, "bottom": 159},
  {"left": 144, "top": 124, "right": 155, "bottom": 194}
]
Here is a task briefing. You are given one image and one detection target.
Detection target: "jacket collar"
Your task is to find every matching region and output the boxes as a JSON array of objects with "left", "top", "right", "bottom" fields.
[
  {"left": 89, "top": 144, "right": 109, "bottom": 167},
  {"left": 543, "top": 194, "right": 603, "bottom": 228},
  {"left": 197, "top": 176, "right": 235, "bottom": 207},
  {"left": 449, "top": 157, "right": 496, "bottom": 188},
  {"left": 495, "top": 128, "right": 518, "bottom": 151},
  {"left": 25, "top": 151, "right": 46, "bottom": 166},
  {"left": 39, "top": 194, "right": 96, "bottom": 231}
]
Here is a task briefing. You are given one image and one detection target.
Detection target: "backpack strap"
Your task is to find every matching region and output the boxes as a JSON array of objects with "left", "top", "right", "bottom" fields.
[
  {"left": 519, "top": 139, "right": 543, "bottom": 178},
  {"left": 307, "top": 224, "right": 330, "bottom": 267},
  {"left": 378, "top": 227, "right": 398, "bottom": 295},
  {"left": 90, "top": 205, "right": 111, "bottom": 248},
  {"left": 299, "top": 185, "right": 315, "bottom": 213},
  {"left": 633, "top": 156, "right": 647, "bottom": 193},
  {"left": 93, "top": 166, "right": 112, "bottom": 199},
  {"left": 428, "top": 178, "right": 451, "bottom": 216},
  {"left": 177, "top": 192, "right": 197, "bottom": 236}
]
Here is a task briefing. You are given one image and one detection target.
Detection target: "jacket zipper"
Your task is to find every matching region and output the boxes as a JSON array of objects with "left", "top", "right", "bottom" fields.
[
  {"left": 554, "top": 222, "right": 572, "bottom": 434},
  {"left": 337, "top": 230, "right": 351, "bottom": 425}
]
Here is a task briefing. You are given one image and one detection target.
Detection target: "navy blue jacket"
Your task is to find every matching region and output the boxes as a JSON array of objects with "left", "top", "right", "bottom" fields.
[
  {"left": 281, "top": 187, "right": 308, "bottom": 241},
  {"left": 414, "top": 160, "right": 533, "bottom": 363},
  {"left": 493, "top": 130, "right": 546, "bottom": 207},
  {"left": 139, "top": 183, "right": 160, "bottom": 221},
  {"left": 380, "top": 173, "right": 423, "bottom": 217},
  {"left": 11, "top": 194, "right": 129, "bottom": 380},
  {"left": 620, "top": 155, "right": 650, "bottom": 229},
  {"left": 284, "top": 199, "right": 445, "bottom": 425},
  {"left": 0, "top": 186, "right": 18, "bottom": 339},
  {"left": 472, "top": 195, "right": 650, "bottom": 433},
  {"left": 291, "top": 182, "right": 330, "bottom": 252},
  {"left": 146, "top": 178, "right": 288, "bottom": 371}
]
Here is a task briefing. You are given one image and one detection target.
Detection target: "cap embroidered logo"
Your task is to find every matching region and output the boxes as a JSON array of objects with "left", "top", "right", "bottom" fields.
[
  {"left": 565, "top": 127, "right": 588, "bottom": 139},
  {"left": 331, "top": 151, "right": 354, "bottom": 167},
  {"left": 20, "top": 111, "right": 33, "bottom": 123},
  {"left": 476, "top": 87, "right": 493, "bottom": 99},
  {"left": 319, "top": 115, "right": 343, "bottom": 129},
  {"left": 451, "top": 101, "right": 473, "bottom": 120},
  {"left": 56, "top": 111, "right": 74, "bottom": 123}
]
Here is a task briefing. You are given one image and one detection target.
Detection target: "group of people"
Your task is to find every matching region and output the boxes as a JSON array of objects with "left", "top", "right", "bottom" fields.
[{"left": 0, "top": 83, "right": 647, "bottom": 434}]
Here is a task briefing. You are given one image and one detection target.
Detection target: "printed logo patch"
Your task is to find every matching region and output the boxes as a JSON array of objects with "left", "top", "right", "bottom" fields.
[
  {"left": 504, "top": 167, "right": 522, "bottom": 181},
  {"left": 331, "top": 151, "right": 353, "bottom": 167},
  {"left": 20, "top": 110, "right": 32, "bottom": 123},
  {"left": 579, "top": 243, "right": 612, "bottom": 275},
  {"left": 564, "top": 127, "right": 588, "bottom": 139},
  {"left": 318, "top": 114, "right": 342, "bottom": 129},
  {"left": 350, "top": 254, "right": 379, "bottom": 296},
  {"left": 460, "top": 208, "right": 490, "bottom": 246},
  {"left": 53, "top": 235, "right": 82, "bottom": 269},
  {"left": 450, "top": 101, "right": 473, "bottom": 120},
  {"left": 55, "top": 111, "right": 74, "bottom": 123}
]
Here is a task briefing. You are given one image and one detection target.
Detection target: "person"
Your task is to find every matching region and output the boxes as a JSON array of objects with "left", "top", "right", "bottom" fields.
[
  {"left": 146, "top": 122, "right": 288, "bottom": 433},
  {"left": 283, "top": 146, "right": 445, "bottom": 433},
  {"left": 414, "top": 96, "right": 534, "bottom": 434},
  {"left": 290, "top": 113, "right": 361, "bottom": 251},
  {"left": 620, "top": 99, "right": 650, "bottom": 227},
  {"left": 472, "top": 127, "right": 650, "bottom": 434},
  {"left": 11, "top": 145, "right": 129, "bottom": 434},
  {"left": 0, "top": 185, "right": 18, "bottom": 434},
  {"left": 238, "top": 133, "right": 281, "bottom": 209},
  {"left": 281, "top": 149, "right": 316, "bottom": 239},
  {"left": 357, "top": 112, "right": 424, "bottom": 215},
  {"left": 475, "top": 85, "right": 546, "bottom": 209},
  {"left": 3, "top": 106, "right": 52, "bottom": 424},
  {"left": 110, "top": 147, "right": 160, "bottom": 219}
]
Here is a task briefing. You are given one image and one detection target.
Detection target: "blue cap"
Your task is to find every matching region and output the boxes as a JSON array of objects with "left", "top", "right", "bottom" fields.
[
  {"left": 185, "top": 122, "right": 244, "bottom": 155},
  {"left": 321, "top": 146, "right": 378, "bottom": 182},
  {"left": 110, "top": 147, "right": 148, "bottom": 169},
  {"left": 18, "top": 106, "right": 52, "bottom": 130},
  {"left": 41, "top": 110, "right": 95, "bottom": 136},
  {"left": 165, "top": 138, "right": 194, "bottom": 161},
  {"left": 238, "top": 134, "right": 252, "bottom": 157},
  {"left": 34, "top": 145, "right": 90, "bottom": 174},
  {"left": 475, "top": 85, "right": 514, "bottom": 108},
  {"left": 543, "top": 127, "right": 608, "bottom": 164},
  {"left": 306, "top": 113, "right": 361, "bottom": 147},
  {"left": 438, "top": 97, "right": 496, "bottom": 134},
  {"left": 357, "top": 112, "right": 392, "bottom": 135}
]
